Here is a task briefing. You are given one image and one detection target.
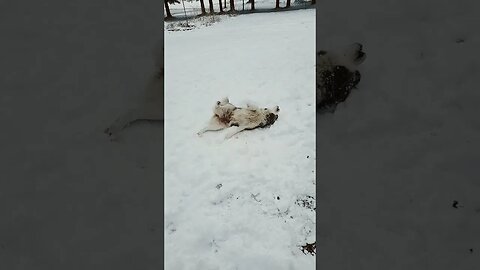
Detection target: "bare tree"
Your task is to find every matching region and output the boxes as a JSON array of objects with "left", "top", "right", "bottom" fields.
[
  {"left": 247, "top": 0, "right": 255, "bottom": 10},
  {"left": 218, "top": 0, "right": 224, "bottom": 13},
  {"left": 208, "top": 0, "right": 214, "bottom": 13},
  {"left": 275, "top": 0, "right": 280, "bottom": 9},
  {"left": 200, "top": 0, "right": 207, "bottom": 15},
  {"left": 286, "top": 0, "right": 291, "bottom": 8},
  {"left": 229, "top": 0, "right": 236, "bottom": 12},
  {"left": 165, "top": 0, "right": 173, "bottom": 19}
]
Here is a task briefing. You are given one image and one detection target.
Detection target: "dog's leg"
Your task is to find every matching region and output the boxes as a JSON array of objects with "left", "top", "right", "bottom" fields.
[
  {"left": 105, "top": 104, "right": 163, "bottom": 139},
  {"left": 224, "top": 126, "right": 248, "bottom": 139},
  {"left": 197, "top": 118, "right": 226, "bottom": 136},
  {"left": 225, "top": 117, "right": 269, "bottom": 139},
  {"left": 226, "top": 123, "right": 264, "bottom": 139}
]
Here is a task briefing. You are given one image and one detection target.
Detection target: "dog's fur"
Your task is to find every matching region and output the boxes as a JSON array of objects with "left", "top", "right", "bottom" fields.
[
  {"left": 104, "top": 44, "right": 164, "bottom": 139},
  {"left": 198, "top": 98, "right": 280, "bottom": 139},
  {"left": 316, "top": 43, "right": 366, "bottom": 113}
]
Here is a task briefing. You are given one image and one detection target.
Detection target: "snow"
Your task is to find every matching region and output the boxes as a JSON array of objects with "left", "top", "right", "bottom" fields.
[
  {"left": 165, "top": 9, "right": 315, "bottom": 269},
  {"left": 317, "top": 0, "right": 480, "bottom": 268}
]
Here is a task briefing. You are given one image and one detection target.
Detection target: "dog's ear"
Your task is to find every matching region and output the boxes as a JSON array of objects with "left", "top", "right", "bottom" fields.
[{"left": 222, "top": 97, "right": 229, "bottom": 103}]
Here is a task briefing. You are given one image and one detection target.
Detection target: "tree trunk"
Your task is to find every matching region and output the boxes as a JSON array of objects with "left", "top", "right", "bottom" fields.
[
  {"left": 251, "top": 0, "right": 255, "bottom": 10},
  {"left": 275, "top": 0, "right": 280, "bottom": 9},
  {"left": 286, "top": 0, "right": 291, "bottom": 8},
  {"left": 218, "top": 0, "right": 224, "bottom": 12},
  {"left": 311, "top": 0, "right": 316, "bottom": 4},
  {"left": 208, "top": 0, "right": 214, "bottom": 13},
  {"left": 224, "top": 0, "right": 227, "bottom": 9},
  {"left": 200, "top": 0, "right": 207, "bottom": 15},
  {"left": 229, "top": 0, "right": 235, "bottom": 12},
  {"left": 165, "top": 1, "right": 173, "bottom": 18}
]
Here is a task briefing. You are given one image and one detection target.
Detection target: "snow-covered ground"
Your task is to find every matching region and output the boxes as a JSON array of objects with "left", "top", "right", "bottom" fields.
[
  {"left": 165, "top": 9, "right": 315, "bottom": 270},
  {"left": 317, "top": 0, "right": 480, "bottom": 268}
]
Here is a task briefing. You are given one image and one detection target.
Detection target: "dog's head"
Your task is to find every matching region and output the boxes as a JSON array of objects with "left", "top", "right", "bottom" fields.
[
  {"left": 316, "top": 43, "right": 366, "bottom": 113},
  {"left": 261, "top": 106, "right": 279, "bottom": 127},
  {"left": 317, "top": 42, "right": 366, "bottom": 71}
]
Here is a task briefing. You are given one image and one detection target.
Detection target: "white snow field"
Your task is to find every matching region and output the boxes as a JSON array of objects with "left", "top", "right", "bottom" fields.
[
  {"left": 165, "top": 9, "right": 315, "bottom": 270},
  {"left": 317, "top": 0, "right": 480, "bottom": 269}
]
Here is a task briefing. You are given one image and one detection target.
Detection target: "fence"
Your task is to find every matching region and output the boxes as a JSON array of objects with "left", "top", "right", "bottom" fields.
[{"left": 166, "top": 0, "right": 314, "bottom": 18}]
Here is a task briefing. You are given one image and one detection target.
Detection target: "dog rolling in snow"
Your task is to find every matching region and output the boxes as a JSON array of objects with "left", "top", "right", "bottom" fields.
[
  {"left": 104, "top": 44, "right": 164, "bottom": 140},
  {"left": 316, "top": 43, "right": 366, "bottom": 113},
  {"left": 197, "top": 98, "right": 280, "bottom": 139}
]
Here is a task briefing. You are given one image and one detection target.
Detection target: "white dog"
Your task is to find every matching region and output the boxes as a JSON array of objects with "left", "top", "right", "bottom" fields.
[
  {"left": 317, "top": 43, "right": 366, "bottom": 113},
  {"left": 104, "top": 44, "right": 164, "bottom": 139},
  {"left": 198, "top": 98, "right": 280, "bottom": 139}
]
